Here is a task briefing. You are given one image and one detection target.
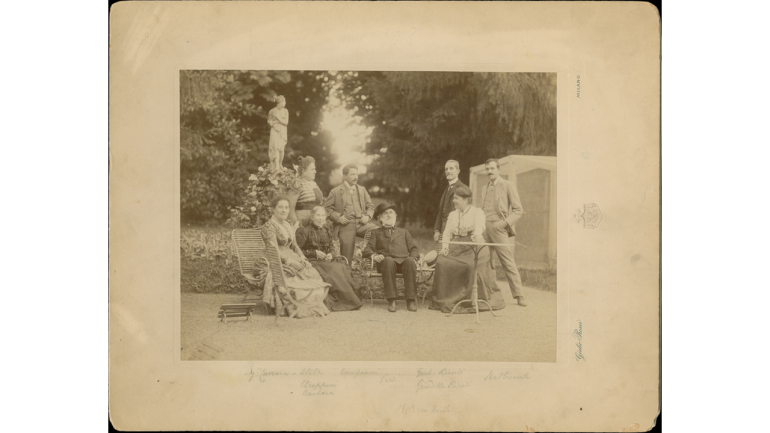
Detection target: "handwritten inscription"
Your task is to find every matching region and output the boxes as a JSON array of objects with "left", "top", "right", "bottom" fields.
[
  {"left": 397, "top": 404, "right": 453, "bottom": 415},
  {"left": 300, "top": 380, "right": 336, "bottom": 397},
  {"left": 417, "top": 368, "right": 463, "bottom": 377},
  {"left": 573, "top": 319, "right": 585, "bottom": 361},
  {"left": 340, "top": 368, "right": 377, "bottom": 379},
  {"left": 245, "top": 367, "right": 322, "bottom": 383},
  {"left": 415, "top": 379, "right": 469, "bottom": 393},
  {"left": 259, "top": 369, "right": 290, "bottom": 383},
  {"left": 248, "top": 366, "right": 524, "bottom": 391},
  {"left": 380, "top": 375, "right": 397, "bottom": 384},
  {"left": 483, "top": 371, "right": 531, "bottom": 381}
]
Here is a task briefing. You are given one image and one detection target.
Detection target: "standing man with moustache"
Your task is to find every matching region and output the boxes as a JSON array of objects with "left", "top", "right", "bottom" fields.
[
  {"left": 433, "top": 160, "right": 469, "bottom": 244},
  {"left": 480, "top": 158, "right": 527, "bottom": 307},
  {"left": 324, "top": 164, "right": 378, "bottom": 264}
]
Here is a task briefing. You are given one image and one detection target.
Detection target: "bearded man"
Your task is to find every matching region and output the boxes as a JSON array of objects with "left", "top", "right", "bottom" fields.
[{"left": 362, "top": 203, "right": 420, "bottom": 312}]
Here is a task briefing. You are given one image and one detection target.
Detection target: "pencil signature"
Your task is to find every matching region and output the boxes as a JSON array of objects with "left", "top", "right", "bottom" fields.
[{"left": 573, "top": 319, "right": 585, "bottom": 361}]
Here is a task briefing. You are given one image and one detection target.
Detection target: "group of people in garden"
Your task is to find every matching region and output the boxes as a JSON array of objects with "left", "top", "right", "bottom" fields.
[
  {"left": 264, "top": 92, "right": 525, "bottom": 317},
  {"left": 255, "top": 154, "right": 528, "bottom": 319}
]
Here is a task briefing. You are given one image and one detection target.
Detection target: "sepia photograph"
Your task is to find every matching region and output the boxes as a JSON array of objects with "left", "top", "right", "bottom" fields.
[
  {"left": 110, "top": 2, "right": 660, "bottom": 430},
  {"left": 180, "top": 70, "right": 558, "bottom": 362}
]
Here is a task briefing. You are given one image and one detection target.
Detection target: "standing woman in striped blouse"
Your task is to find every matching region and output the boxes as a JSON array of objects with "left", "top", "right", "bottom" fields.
[{"left": 295, "top": 156, "right": 324, "bottom": 227}]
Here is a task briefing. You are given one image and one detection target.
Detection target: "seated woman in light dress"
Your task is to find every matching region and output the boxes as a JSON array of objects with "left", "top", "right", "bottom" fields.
[
  {"left": 428, "top": 185, "right": 506, "bottom": 313},
  {"left": 254, "top": 195, "right": 330, "bottom": 318}
]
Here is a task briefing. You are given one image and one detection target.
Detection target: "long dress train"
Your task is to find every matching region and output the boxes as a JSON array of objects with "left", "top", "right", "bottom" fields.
[{"left": 429, "top": 234, "right": 506, "bottom": 313}]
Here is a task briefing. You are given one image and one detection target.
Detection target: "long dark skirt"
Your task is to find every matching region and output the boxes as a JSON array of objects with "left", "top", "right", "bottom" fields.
[
  {"left": 429, "top": 236, "right": 506, "bottom": 313},
  {"left": 312, "top": 260, "right": 363, "bottom": 311}
]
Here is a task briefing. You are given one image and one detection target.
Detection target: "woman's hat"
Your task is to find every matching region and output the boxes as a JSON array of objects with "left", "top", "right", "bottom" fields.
[
  {"left": 423, "top": 250, "right": 438, "bottom": 267},
  {"left": 454, "top": 184, "right": 472, "bottom": 199},
  {"left": 373, "top": 202, "right": 397, "bottom": 220}
]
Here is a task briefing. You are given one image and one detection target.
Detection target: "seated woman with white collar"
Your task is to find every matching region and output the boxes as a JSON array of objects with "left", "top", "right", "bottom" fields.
[
  {"left": 428, "top": 185, "right": 505, "bottom": 313},
  {"left": 295, "top": 206, "right": 363, "bottom": 311}
]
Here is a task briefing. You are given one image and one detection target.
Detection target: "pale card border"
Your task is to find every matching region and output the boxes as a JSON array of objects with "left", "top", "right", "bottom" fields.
[{"left": 110, "top": 2, "right": 660, "bottom": 431}]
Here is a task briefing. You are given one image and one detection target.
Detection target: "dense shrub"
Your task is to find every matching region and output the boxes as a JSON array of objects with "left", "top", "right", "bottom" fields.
[
  {"left": 180, "top": 70, "right": 340, "bottom": 225},
  {"left": 181, "top": 229, "right": 232, "bottom": 262},
  {"left": 180, "top": 228, "right": 248, "bottom": 293},
  {"left": 225, "top": 164, "right": 302, "bottom": 229},
  {"left": 181, "top": 257, "right": 248, "bottom": 294}
]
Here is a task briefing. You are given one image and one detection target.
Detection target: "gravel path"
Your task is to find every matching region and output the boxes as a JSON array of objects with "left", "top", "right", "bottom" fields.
[{"left": 181, "top": 282, "right": 556, "bottom": 362}]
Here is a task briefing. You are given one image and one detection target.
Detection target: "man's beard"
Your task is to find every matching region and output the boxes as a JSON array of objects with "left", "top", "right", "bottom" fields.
[{"left": 382, "top": 217, "right": 396, "bottom": 227}]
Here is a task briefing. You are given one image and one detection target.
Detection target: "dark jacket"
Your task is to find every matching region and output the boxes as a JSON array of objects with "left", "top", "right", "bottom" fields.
[
  {"left": 433, "top": 179, "right": 468, "bottom": 234},
  {"left": 362, "top": 226, "right": 420, "bottom": 263},
  {"left": 295, "top": 223, "right": 336, "bottom": 260}
]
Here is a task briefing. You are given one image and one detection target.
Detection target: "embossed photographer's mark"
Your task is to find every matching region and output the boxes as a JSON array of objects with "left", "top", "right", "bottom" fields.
[
  {"left": 576, "top": 75, "right": 581, "bottom": 98},
  {"left": 573, "top": 319, "right": 585, "bottom": 361},
  {"left": 574, "top": 203, "right": 603, "bottom": 229}
]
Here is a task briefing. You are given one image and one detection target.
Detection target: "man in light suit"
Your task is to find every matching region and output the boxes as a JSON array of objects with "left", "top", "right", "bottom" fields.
[
  {"left": 324, "top": 164, "right": 378, "bottom": 263},
  {"left": 433, "top": 160, "right": 469, "bottom": 243},
  {"left": 480, "top": 158, "right": 527, "bottom": 306}
]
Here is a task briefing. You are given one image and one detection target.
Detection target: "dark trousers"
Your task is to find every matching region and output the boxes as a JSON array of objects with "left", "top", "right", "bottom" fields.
[
  {"left": 338, "top": 220, "right": 378, "bottom": 263},
  {"left": 377, "top": 257, "right": 417, "bottom": 301}
]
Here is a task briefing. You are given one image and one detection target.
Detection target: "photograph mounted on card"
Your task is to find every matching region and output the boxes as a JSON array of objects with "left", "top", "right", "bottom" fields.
[{"left": 110, "top": 2, "right": 659, "bottom": 431}]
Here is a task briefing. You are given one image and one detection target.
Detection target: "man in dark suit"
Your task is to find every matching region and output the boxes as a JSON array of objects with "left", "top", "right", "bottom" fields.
[
  {"left": 363, "top": 203, "right": 421, "bottom": 312},
  {"left": 480, "top": 158, "right": 527, "bottom": 306},
  {"left": 433, "top": 159, "right": 469, "bottom": 243},
  {"left": 324, "top": 164, "right": 378, "bottom": 263}
]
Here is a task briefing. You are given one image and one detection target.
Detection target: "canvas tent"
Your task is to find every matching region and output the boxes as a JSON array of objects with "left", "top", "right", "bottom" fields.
[{"left": 469, "top": 155, "right": 556, "bottom": 269}]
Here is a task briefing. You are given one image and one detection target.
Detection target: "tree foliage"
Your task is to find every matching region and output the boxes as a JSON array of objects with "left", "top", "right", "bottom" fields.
[
  {"left": 180, "top": 70, "right": 338, "bottom": 223},
  {"left": 334, "top": 72, "right": 556, "bottom": 226}
]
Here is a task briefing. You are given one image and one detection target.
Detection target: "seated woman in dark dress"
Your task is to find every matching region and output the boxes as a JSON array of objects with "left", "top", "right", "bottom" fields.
[
  {"left": 295, "top": 206, "right": 363, "bottom": 311},
  {"left": 428, "top": 185, "right": 505, "bottom": 313}
]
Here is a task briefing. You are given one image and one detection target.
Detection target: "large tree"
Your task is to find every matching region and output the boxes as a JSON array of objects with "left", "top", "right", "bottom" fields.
[
  {"left": 334, "top": 71, "right": 556, "bottom": 226},
  {"left": 180, "top": 70, "right": 337, "bottom": 223}
]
